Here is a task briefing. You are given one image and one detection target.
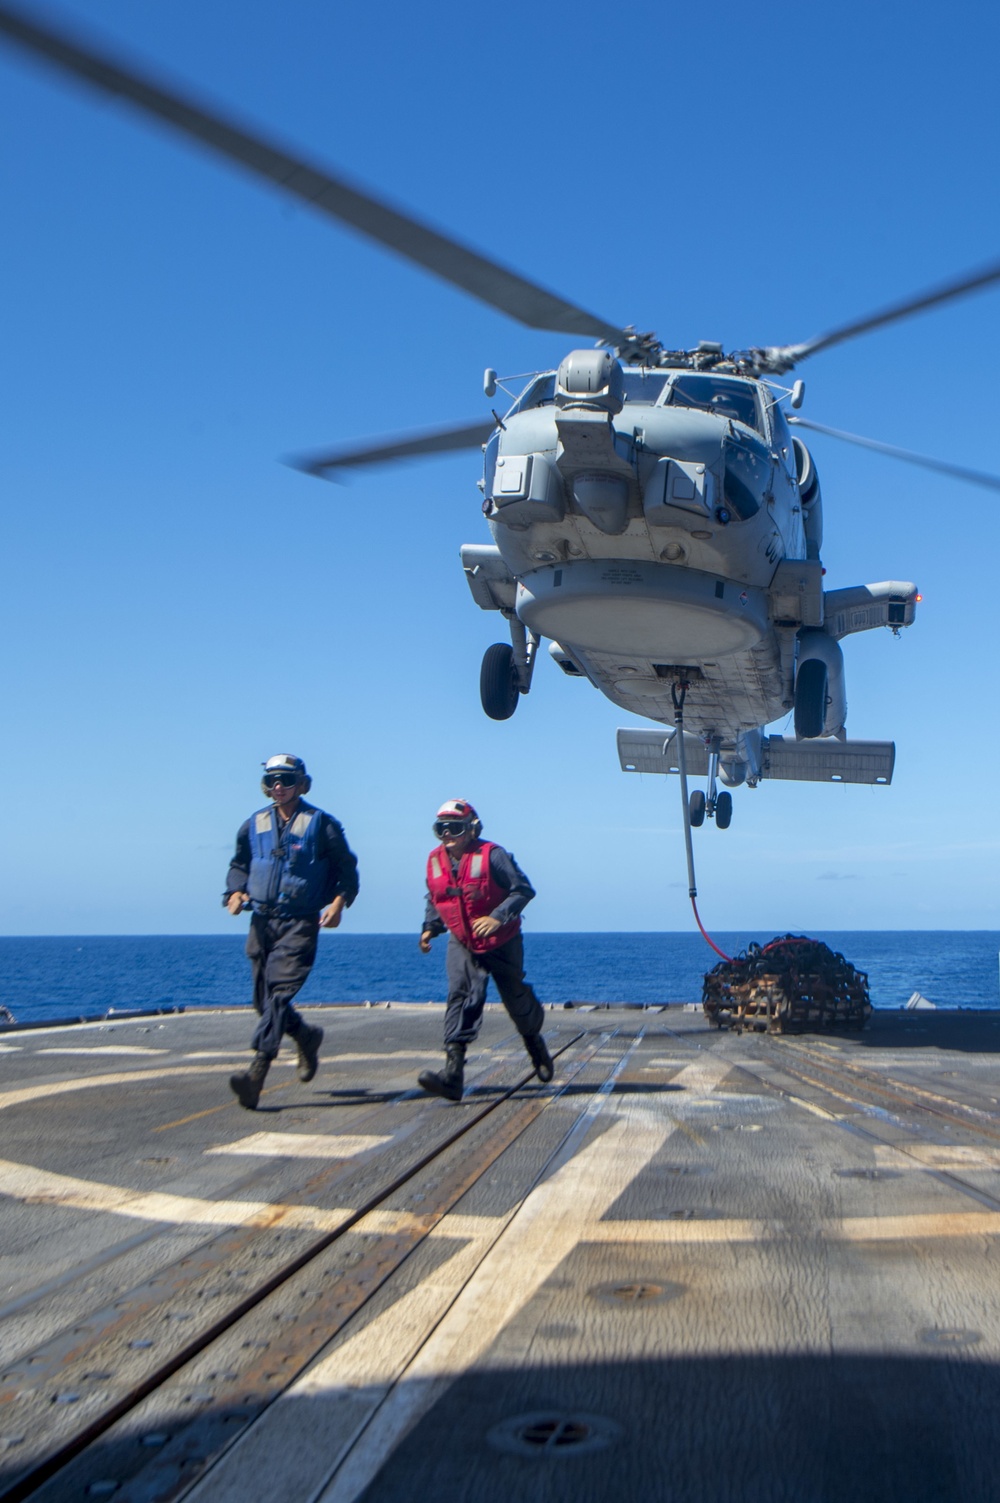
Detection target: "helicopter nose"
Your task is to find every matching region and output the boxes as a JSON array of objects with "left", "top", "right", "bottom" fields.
[
  {"left": 643, "top": 458, "right": 712, "bottom": 527},
  {"left": 515, "top": 561, "right": 769, "bottom": 659}
]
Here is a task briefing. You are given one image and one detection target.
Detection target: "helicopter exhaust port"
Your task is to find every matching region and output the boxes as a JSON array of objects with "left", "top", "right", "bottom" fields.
[{"left": 794, "top": 631, "right": 846, "bottom": 739}]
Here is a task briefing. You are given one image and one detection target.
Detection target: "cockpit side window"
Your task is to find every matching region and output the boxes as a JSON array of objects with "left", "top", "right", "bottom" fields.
[
  {"left": 510, "top": 374, "right": 556, "bottom": 412},
  {"left": 767, "top": 399, "right": 796, "bottom": 472},
  {"left": 667, "top": 375, "right": 762, "bottom": 434},
  {"left": 620, "top": 370, "right": 669, "bottom": 405}
]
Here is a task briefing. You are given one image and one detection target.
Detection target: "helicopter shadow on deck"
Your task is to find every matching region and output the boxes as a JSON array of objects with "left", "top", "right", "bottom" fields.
[
  {"left": 347, "top": 1350, "right": 1000, "bottom": 1503},
  {"left": 250, "top": 1087, "right": 409, "bottom": 1113},
  {"left": 31, "top": 1347, "right": 1000, "bottom": 1503},
  {"left": 848, "top": 1013, "right": 1000, "bottom": 1055},
  {"left": 681, "top": 1013, "right": 1000, "bottom": 1056}
]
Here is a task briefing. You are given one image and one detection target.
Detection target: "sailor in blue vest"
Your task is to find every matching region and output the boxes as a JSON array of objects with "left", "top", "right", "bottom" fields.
[{"left": 224, "top": 754, "right": 359, "bottom": 1109}]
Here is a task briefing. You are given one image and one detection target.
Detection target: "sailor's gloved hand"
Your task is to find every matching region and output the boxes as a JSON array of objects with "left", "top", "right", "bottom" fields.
[{"left": 320, "top": 896, "right": 345, "bottom": 929}]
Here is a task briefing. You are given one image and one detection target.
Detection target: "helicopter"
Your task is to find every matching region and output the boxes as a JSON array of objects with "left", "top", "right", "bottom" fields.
[{"left": 3, "top": 4, "right": 1000, "bottom": 834}]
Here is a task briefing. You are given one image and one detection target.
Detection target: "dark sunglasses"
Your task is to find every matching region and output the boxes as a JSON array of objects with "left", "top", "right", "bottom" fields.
[
  {"left": 434, "top": 819, "right": 471, "bottom": 838},
  {"left": 263, "top": 772, "right": 300, "bottom": 789}
]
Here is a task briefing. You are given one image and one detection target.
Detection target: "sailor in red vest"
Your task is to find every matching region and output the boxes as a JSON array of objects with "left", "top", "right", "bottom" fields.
[{"left": 418, "top": 799, "right": 554, "bottom": 1101}]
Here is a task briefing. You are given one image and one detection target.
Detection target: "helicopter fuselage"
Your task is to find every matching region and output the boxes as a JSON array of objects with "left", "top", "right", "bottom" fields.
[{"left": 464, "top": 351, "right": 917, "bottom": 786}]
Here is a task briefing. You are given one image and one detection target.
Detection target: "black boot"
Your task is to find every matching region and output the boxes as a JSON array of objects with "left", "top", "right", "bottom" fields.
[
  {"left": 295, "top": 1022, "right": 324, "bottom": 1083},
  {"left": 229, "top": 1052, "right": 271, "bottom": 1110},
  {"left": 418, "top": 1042, "right": 466, "bottom": 1101},
  {"left": 524, "top": 1032, "right": 554, "bottom": 1083}
]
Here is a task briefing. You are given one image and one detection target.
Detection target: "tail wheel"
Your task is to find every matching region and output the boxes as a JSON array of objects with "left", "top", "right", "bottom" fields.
[
  {"left": 794, "top": 658, "right": 828, "bottom": 739},
  {"left": 689, "top": 790, "right": 706, "bottom": 827},
  {"left": 715, "top": 791, "right": 733, "bottom": 829},
  {"left": 480, "top": 643, "right": 520, "bottom": 720}
]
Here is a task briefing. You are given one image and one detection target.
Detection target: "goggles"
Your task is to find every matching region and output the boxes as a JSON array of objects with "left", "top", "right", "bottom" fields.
[
  {"left": 263, "top": 771, "right": 301, "bottom": 789},
  {"left": 434, "top": 819, "right": 471, "bottom": 839}
]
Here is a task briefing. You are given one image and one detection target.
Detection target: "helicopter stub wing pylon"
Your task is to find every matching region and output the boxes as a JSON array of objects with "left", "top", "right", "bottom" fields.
[{"left": 617, "top": 729, "right": 895, "bottom": 787}]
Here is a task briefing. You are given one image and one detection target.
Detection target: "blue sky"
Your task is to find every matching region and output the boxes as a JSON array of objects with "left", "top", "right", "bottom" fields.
[{"left": 2, "top": 0, "right": 999, "bottom": 937}]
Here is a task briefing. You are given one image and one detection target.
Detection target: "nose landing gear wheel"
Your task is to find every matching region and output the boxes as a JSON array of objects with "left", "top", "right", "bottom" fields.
[
  {"left": 715, "top": 790, "right": 733, "bottom": 829},
  {"left": 689, "top": 789, "right": 706, "bottom": 827},
  {"left": 480, "top": 642, "right": 520, "bottom": 720}
]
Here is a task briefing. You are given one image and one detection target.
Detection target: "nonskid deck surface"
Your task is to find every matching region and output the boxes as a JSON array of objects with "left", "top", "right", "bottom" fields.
[{"left": 3, "top": 1006, "right": 1000, "bottom": 1501}]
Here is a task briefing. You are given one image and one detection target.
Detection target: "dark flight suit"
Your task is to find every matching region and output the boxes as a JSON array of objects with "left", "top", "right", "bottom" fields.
[
  {"left": 225, "top": 803, "right": 359, "bottom": 1058},
  {"left": 424, "top": 844, "right": 543, "bottom": 1045}
]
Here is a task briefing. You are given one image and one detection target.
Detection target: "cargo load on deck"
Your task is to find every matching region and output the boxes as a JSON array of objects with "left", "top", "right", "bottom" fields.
[{"left": 702, "top": 936, "right": 871, "bottom": 1033}]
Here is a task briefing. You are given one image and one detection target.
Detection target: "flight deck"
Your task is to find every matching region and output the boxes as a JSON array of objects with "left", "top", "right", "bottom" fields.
[{"left": 2, "top": 1002, "right": 1000, "bottom": 1501}]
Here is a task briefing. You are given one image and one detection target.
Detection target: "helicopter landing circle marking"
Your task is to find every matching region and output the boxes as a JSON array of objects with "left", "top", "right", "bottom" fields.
[
  {"left": 1, "top": 1067, "right": 999, "bottom": 1245},
  {"left": 0, "top": 1067, "right": 384, "bottom": 1230}
]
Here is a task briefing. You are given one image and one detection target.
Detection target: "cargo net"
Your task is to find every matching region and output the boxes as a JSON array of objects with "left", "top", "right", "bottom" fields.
[{"left": 702, "top": 935, "right": 871, "bottom": 1034}]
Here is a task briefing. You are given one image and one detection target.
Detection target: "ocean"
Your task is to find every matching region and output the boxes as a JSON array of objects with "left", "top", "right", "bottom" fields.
[{"left": 0, "top": 932, "right": 998, "bottom": 1025}]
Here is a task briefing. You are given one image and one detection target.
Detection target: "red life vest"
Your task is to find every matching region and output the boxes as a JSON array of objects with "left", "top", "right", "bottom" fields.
[{"left": 426, "top": 840, "right": 521, "bottom": 954}]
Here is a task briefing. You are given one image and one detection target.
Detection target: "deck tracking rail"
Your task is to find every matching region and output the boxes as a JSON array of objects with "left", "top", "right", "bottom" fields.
[
  {"left": 0, "top": 1027, "right": 648, "bottom": 1503},
  {"left": 718, "top": 1032, "right": 1000, "bottom": 1223},
  {"left": 657, "top": 1015, "right": 1000, "bottom": 1216}
]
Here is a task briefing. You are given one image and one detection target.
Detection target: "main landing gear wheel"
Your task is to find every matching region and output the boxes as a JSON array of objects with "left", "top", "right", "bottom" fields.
[
  {"left": 794, "top": 659, "right": 828, "bottom": 739},
  {"left": 689, "top": 790, "right": 706, "bottom": 827},
  {"left": 715, "top": 790, "right": 733, "bottom": 829},
  {"left": 480, "top": 642, "right": 520, "bottom": 720}
]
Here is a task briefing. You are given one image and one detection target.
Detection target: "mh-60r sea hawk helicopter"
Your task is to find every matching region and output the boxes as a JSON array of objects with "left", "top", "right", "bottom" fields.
[
  {"left": 307, "top": 341, "right": 922, "bottom": 831},
  {"left": 4, "top": 4, "right": 1000, "bottom": 831}
]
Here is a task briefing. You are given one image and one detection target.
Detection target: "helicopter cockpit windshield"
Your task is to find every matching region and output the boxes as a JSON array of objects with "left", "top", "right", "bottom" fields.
[
  {"left": 667, "top": 375, "right": 762, "bottom": 433},
  {"left": 621, "top": 371, "right": 669, "bottom": 405}
]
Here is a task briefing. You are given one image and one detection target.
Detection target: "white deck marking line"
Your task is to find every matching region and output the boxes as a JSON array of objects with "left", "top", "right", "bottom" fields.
[
  {"left": 181, "top": 1218, "right": 528, "bottom": 1503},
  {"left": 181, "top": 1051, "right": 261, "bottom": 1060},
  {"left": 0, "top": 1157, "right": 365, "bottom": 1231},
  {"left": 581, "top": 1211, "right": 1000, "bottom": 1243},
  {"left": 4, "top": 1149, "right": 998, "bottom": 1248},
  {"left": 205, "top": 1132, "right": 393, "bottom": 1160},
  {"left": 0, "top": 1065, "right": 234, "bottom": 1113},
  {"left": 315, "top": 1051, "right": 727, "bottom": 1503},
  {"left": 875, "top": 1142, "right": 1000, "bottom": 1170},
  {"left": 38, "top": 1045, "right": 171, "bottom": 1056},
  {"left": 321, "top": 1052, "right": 444, "bottom": 1063}
]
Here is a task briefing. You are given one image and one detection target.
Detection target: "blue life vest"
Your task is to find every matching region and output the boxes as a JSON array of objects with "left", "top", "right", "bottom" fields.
[{"left": 247, "top": 801, "right": 329, "bottom": 916}]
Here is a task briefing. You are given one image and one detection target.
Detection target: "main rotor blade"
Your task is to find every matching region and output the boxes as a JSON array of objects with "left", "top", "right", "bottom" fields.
[
  {"left": 289, "top": 419, "right": 496, "bottom": 479},
  {"left": 789, "top": 415, "right": 1000, "bottom": 492},
  {"left": 762, "top": 257, "right": 1000, "bottom": 371},
  {"left": 0, "top": 4, "right": 626, "bottom": 343}
]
